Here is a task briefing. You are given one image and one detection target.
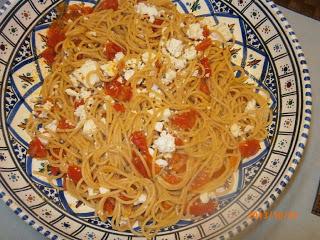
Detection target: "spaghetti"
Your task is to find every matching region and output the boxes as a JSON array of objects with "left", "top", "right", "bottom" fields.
[{"left": 26, "top": 0, "right": 271, "bottom": 238}]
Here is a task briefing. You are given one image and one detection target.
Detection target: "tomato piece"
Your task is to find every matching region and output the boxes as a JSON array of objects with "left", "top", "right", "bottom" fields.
[
  {"left": 113, "top": 103, "right": 125, "bottom": 112},
  {"left": 104, "top": 198, "right": 115, "bottom": 214},
  {"left": 175, "top": 137, "right": 184, "bottom": 146},
  {"left": 239, "top": 139, "right": 260, "bottom": 158},
  {"left": 47, "top": 24, "right": 65, "bottom": 49},
  {"left": 67, "top": 165, "right": 82, "bottom": 184},
  {"left": 99, "top": 0, "right": 119, "bottom": 11},
  {"left": 41, "top": 47, "right": 56, "bottom": 65},
  {"left": 81, "top": 6, "right": 94, "bottom": 15},
  {"left": 191, "top": 170, "right": 210, "bottom": 189},
  {"left": 132, "top": 152, "right": 149, "bottom": 178},
  {"left": 200, "top": 79, "right": 210, "bottom": 95},
  {"left": 104, "top": 42, "right": 123, "bottom": 60},
  {"left": 161, "top": 201, "right": 173, "bottom": 210},
  {"left": 104, "top": 80, "right": 122, "bottom": 99},
  {"left": 200, "top": 57, "right": 212, "bottom": 77},
  {"left": 117, "top": 85, "right": 132, "bottom": 102},
  {"left": 212, "top": 165, "right": 226, "bottom": 179},
  {"left": 130, "top": 131, "right": 149, "bottom": 154},
  {"left": 163, "top": 172, "right": 181, "bottom": 184},
  {"left": 189, "top": 199, "right": 217, "bottom": 216},
  {"left": 154, "top": 19, "right": 164, "bottom": 26},
  {"left": 170, "top": 110, "right": 198, "bottom": 130},
  {"left": 203, "top": 25, "right": 210, "bottom": 37},
  {"left": 58, "top": 118, "right": 74, "bottom": 129},
  {"left": 50, "top": 166, "right": 60, "bottom": 176},
  {"left": 195, "top": 38, "right": 212, "bottom": 51},
  {"left": 74, "top": 99, "right": 85, "bottom": 108},
  {"left": 28, "top": 138, "right": 47, "bottom": 158},
  {"left": 169, "top": 153, "right": 188, "bottom": 173}
]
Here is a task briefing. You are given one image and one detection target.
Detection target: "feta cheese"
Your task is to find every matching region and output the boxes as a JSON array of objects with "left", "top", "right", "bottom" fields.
[
  {"left": 45, "top": 120, "right": 58, "bottom": 132},
  {"left": 230, "top": 123, "right": 243, "bottom": 138},
  {"left": 100, "top": 61, "right": 117, "bottom": 77},
  {"left": 114, "top": 52, "right": 124, "bottom": 62},
  {"left": 161, "top": 108, "right": 172, "bottom": 121},
  {"left": 79, "top": 88, "right": 91, "bottom": 100},
  {"left": 124, "top": 69, "right": 135, "bottom": 80},
  {"left": 142, "top": 52, "right": 156, "bottom": 63},
  {"left": 147, "top": 109, "right": 155, "bottom": 115},
  {"left": 99, "top": 187, "right": 110, "bottom": 194},
  {"left": 200, "top": 192, "right": 210, "bottom": 204},
  {"left": 170, "top": 57, "right": 187, "bottom": 70},
  {"left": 88, "top": 188, "right": 97, "bottom": 197},
  {"left": 245, "top": 99, "right": 257, "bottom": 113},
  {"left": 74, "top": 105, "right": 86, "bottom": 121},
  {"left": 83, "top": 119, "right": 97, "bottom": 138},
  {"left": 65, "top": 89, "right": 79, "bottom": 97},
  {"left": 134, "top": 193, "right": 147, "bottom": 205},
  {"left": 192, "top": 70, "right": 199, "bottom": 77},
  {"left": 155, "top": 158, "right": 168, "bottom": 167},
  {"left": 43, "top": 101, "right": 53, "bottom": 111},
  {"left": 186, "top": 23, "right": 204, "bottom": 40},
  {"left": 244, "top": 125, "right": 254, "bottom": 133},
  {"left": 148, "top": 147, "right": 155, "bottom": 155},
  {"left": 166, "top": 38, "right": 184, "bottom": 58},
  {"left": 70, "top": 60, "right": 100, "bottom": 87},
  {"left": 183, "top": 46, "right": 197, "bottom": 61},
  {"left": 135, "top": 2, "right": 160, "bottom": 23},
  {"left": 162, "top": 69, "right": 176, "bottom": 85},
  {"left": 125, "top": 58, "right": 138, "bottom": 69},
  {"left": 154, "top": 131, "right": 176, "bottom": 153},
  {"left": 154, "top": 122, "right": 164, "bottom": 132},
  {"left": 38, "top": 132, "right": 50, "bottom": 145}
]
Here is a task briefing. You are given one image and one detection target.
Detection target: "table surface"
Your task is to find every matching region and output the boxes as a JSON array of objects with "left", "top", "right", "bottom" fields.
[{"left": 0, "top": 2, "right": 319, "bottom": 240}]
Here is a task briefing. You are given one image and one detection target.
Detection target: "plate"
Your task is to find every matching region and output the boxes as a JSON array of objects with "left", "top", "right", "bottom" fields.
[{"left": 0, "top": 0, "right": 312, "bottom": 239}]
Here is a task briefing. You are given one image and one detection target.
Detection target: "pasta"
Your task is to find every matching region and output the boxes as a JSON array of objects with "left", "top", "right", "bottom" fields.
[{"left": 26, "top": 0, "right": 271, "bottom": 238}]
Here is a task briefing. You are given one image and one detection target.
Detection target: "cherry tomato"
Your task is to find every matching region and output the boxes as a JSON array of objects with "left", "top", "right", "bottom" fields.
[
  {"left": 200, "top": 57, "right": 212, "bottom": 77},
  {"left": 163, "top": 172, "right": 181, "bottom": 184},
  {"left": 239, "top": 139, "right": 260, "bottom": 158},
  {"left": 191, "top": 170, "right": 210, "bottom": 189},
  {"left": 189, "top": 199, "right": 217, "bottom": 216},
  {"left": 154, "top": 19, "right": 164, "bottom": 25},
  {"left": 130, "top": 131, "right": 149, "bottom": 154},
  {"left": 132, "top": 152, "right": 149, "bottom": 178},
  {"left": 50, "top": 166, "right": 60, "bottom": 176},
  {"left": 174, "top": 137, "right": 184, "bottom": 146},
  {"left": 199, "top": 79, "right": 210, "bottom": 95},
  {"left": 169, "top": 153, "right": 188, "bottom": 173},
  {"left": 195, "top": 38, "right": 212, "bottom": 51},
  {"left": 104, "top": 42, "right": 123, "bottom": 60},
  {"left": 41, "top": 47, "right": 56, "bottom": 65},
  {"left": 117, "top": 85, "right": 132, "bottom": 102},
  {"left": 74, "top": 99, "right": 85, "bottom": 108},
  {"left": 113, "top": 103, "right": 125, "bottom": 112},
  {"left": 67, "top": 165, "right": 82, "bottom": 184},
  {"left": 28, "top": 138, "right": 47, "bottom": 158},
  {"left": 104, "top": 80, "right": 132, "bottom": 102},
  {"left": 104, "top": 198, "right": 115, "bottom": 214},
  {"left": 99, "top": 0, "right": 119, "bottom": 11},
  {"left": 203, "top": 25, "right": 210, "bottom": 37},
  {"left": 170, "top": 110, "right": 198, "bottom": 130},
  {"left": 47, "top": 23, "right": 65, "bottom": 49},
  {"left": 58, "top": 118, "right": 74, "bottom": 129}
]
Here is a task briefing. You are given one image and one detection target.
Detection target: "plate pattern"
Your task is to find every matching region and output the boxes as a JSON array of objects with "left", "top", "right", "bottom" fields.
[{"left": 0, "top": 0, "right": 312, "bottom": 240}]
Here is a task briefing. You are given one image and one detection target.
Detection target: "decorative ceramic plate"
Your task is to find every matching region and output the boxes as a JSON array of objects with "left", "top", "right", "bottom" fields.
[{"left": 0, "top": 0, "right": 312, "bottom": 239}]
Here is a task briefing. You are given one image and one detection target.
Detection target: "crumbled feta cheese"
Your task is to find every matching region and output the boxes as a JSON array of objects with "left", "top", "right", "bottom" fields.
[
  {"left": 124, "top": 69, "right": 135, "bottom": 80},
  {"left": 134, "top": 193, "right": 147, "bottom": 205},
  {"left": 43, "top": 101, "right": 53, "bottom": 111},
  {"left": 69, "top": 60, "right": 100, "bottom": 87},
  {"left": 135, "top": 2, "right": 160, "bottom": 23},
  {"left": 65, "top": 88, "right": 79, "bottom": 98},
  {"left": 100, "top": 61, "right": 117, "bottom": 77},
  {"left": 142, "top": 52, "right": 156, "bottom": 63},
  {"left": 101, "top": 118, "right": 106, "bottom": 124},
  {"left": 186, "top": 23, "right": 204, "bottom": 40},
  {"left": 154, "top": 131, "right": 176, "bottom": 153},
  {"left": 161, "top": 108, "right": 172, "bottom": 121},
  {"left": 125, "top": 58, "right": 138, "bottom": 69},
  {"left": 154, "top": 122, "right": 164, "bottom": 132},
  {"left": 83, "top": 119, "right": 97, "bottom": 138},
  {"left": 99, "top": 187, "right": 110, "bottom": 194},
  {"left": 45, "top": 120, "right": 58, "bottom": 132},
  {"left": 170, "top": 57, "right": 187, "bottom": 70},
  {"left": 245, "top": 99, "right": 257, "bottom": 113},
  {"left": 38, "top": 127, "right": 45, "bottom": 133},
  {"left": 166, "top": 38, "right": 184, "bottom": 58},
  {"left": 79, "top": 88, "right": 91, "bottom": 100},
  {"left": 148, "top": 147, "right": 155, "bottom": 155},
  {"left": 74, "top": 105, "right": 86, "bottom": 121},
  {"left": 155, "top": 158, "right": 168, "bottom": 167},
  {"left": 180, "top": 22, "right": 185, "bottom": 27},
  {"left": 38, "top": 132, "right": 50, "bottom": 145},
  {"left": 162, "top": 69, "right": 176, "bottom": 85},
  {"left": 200, "top": 192, "right": 210, "bottom": 204},
  {"left": 88, "top": 188, "right": 97, "bottom": 197},
  {"left": 38, "top": 112, "right": 48, "bottom": 119},
  {"left": 230, "top": 123, "right": 243, "bottom": 138},
  {"left": 114, "top": 52, "right": 125, "bottom": 62},
  {"left": 147, "top": 109, "right": 155, "bottom": 115},
  {"left": 192, "top": 70, "right": 199, "bottom": 77},
  {"left": 137, "top": 61, "right": 145, "bottom": 70},
  {"left": 183, "top": 46, "right": 197, "bottom": 61},
  {"left": 211, "top": 23, "right": 233, "bottom": 42},
  {"left": 244, "top": 125, "right": 254, "bottom": 133}
]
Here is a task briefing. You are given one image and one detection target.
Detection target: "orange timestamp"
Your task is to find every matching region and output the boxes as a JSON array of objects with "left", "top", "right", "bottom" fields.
[{"left": 248, "top": 210, "right": 298, "bottom": 220}]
